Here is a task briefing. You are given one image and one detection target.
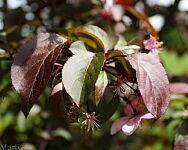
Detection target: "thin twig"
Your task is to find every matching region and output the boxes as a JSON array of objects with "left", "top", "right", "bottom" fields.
[{"left": 52, "top": 68, "right": 61, "bottom": 88}]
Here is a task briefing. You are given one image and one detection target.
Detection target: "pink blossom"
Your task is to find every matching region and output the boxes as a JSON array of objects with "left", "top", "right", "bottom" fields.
[
  {"left": 81, "top": 112, "right": 100, "bottom": 132},
  {"left": 100, "top": 0, "right": 114, "bottom": 19},
  {"left": 143, "top": 35, "right": 163, "bottom": 52},
  {"left": 111, "top": 97, "right": 154, "bottom": 135},
  {"left": 101, "top": 0, "right": 124, "bottom": 21}
]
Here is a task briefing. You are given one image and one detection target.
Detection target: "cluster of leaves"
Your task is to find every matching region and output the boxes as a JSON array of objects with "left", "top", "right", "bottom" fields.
[{"left": 11, "top": 25, "right": 171, "bottom": 134}]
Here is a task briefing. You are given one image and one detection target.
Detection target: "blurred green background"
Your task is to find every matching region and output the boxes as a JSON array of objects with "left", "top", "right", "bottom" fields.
[{"left": 0, "top": 0, "right": 188, "bottom": 149}]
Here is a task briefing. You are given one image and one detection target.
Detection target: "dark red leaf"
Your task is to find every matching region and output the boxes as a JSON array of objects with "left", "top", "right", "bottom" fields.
[
  {"left": 49, "top": 83, "right": 80, "bottom": 124},
  {"left": 11, "top": 33, "right": 67, "bottom": 117},
  {"left": 49, "top": 83, "right": 66, "bottom": 124},
  {"left": 127, "top": 52, "right": 170, "bottom": 117}
]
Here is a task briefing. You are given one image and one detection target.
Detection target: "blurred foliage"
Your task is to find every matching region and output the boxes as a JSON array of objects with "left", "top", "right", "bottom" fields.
[{"left": 0, "top": 0, "right": 188, "bottom": 150}]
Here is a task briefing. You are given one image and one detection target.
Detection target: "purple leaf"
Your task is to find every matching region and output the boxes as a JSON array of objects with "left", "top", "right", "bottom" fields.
[
  {"left": 127, "top": 52, "right": 170, "bottom": 117},
  {"left": 170, "top": 83, "right": 188, "bottom": 95},
  {"left": 49, "top": 83, "right": 81, "bottom": 123},
  {"left": 11, "top": 33, "right": 67, "bottom": 117},
  {"left": 49, "top": 83, "right": 66, "bottom": 123}
]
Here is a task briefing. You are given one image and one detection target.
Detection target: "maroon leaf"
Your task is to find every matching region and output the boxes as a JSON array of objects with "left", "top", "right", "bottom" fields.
[
  {"left": 11, "top": 33, "right": 67, "bottom": 117},
  {"left": 170, "top": 83, "right": 188, "bottom": 95},
  {"left": 49, "top": 83, "right": 81, "bottom": 124},
  {"left": 49, "top": 83, "right": 66, "bottom": 124},
  {"left": 127, "top": 52, "right": 170, "bottom": 117},
  {"left": 49, "top": 83, "right": 65, "bottom": 120}
]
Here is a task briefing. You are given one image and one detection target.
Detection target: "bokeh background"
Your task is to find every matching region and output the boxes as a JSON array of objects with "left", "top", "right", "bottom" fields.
[{"left": 0, "top": 0, "right": 188, "bottom": 149}]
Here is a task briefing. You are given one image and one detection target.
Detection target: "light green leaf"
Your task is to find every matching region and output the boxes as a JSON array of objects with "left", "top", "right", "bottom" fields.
[
  {"left": 52, "top": 128, "right": 72, "bottom": 141},
  {"left": 62, "top": 51, "right": 104, "bottom": 106},
  {"left": 79, "top": 25, "right": 117, "bottom": 50},
  {"left": 0, "top": 49, "right": 9, "bottom": 58},
  {"left": 95, "top": 71, "right": 108, "bottom": 106},
  {"left": 160, "top": 49, "right": 188, "bottom": 75},
  {"left": 114, "top": 35, "right": 127, "bottom": 49},
  {"left": 69, "top": 41, "right": 87, "bottom": 55},
  {"left": 0, "top": 25, "right": 18, "bottom": 36}
]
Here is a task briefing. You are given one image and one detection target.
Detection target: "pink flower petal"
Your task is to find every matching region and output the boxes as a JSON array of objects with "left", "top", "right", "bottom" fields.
[
  {"left": 143, "top": 35, "right": 158, "bottom": 52},
  {"left": 110, "top": 117, "right": 130, "bottom": 135},
  {"left": 122, "top": 116, "right": 142, "bottom": 135},
  {"left": 121, "top": 113, "right": 154, "bottom": 135},
  {"left": 141, "top": 113, "right": 155, "bottom": 119}
]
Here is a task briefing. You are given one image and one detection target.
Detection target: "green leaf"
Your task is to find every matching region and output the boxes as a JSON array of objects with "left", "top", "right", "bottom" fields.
[
  {"left": 107, "top": 50, "right": 134, "bottom": 78},
  {"left": 62, "top": 51, "right": 104, "bottom": 106},
  {"left": 95, "top": 71, "right": 108, "bottom": 106},
  {"left": 52, "top": 128, "right": 72, "bottom": 141},
  {"left": 114, "top": 35, "right": 127, "bottom": 49},
  {"left": 78, "top": 25, "right": 117, "bottom": 51},
  {"left": 160, "top": 49, "right": 188, "bottom": 75},
  {"left": 0, "top": 49, "right": 9, "bottom": 58},
  {"left": 69, "top": 41, "right": 87, "bottom": 55},
  {"left": 96, "top": 86, "right": 120, "bottom": 123},
  {"left": 0, "top": 25, "right": 18, "bottom": 36}
]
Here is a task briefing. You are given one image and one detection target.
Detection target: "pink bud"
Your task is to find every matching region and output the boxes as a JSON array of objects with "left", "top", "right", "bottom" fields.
[{"left": 143, "top": 35, "right": 162, "bottom": 52}]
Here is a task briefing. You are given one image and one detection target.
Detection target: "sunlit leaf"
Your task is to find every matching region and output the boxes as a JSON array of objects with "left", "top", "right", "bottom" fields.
[
  {"left": 0, "top": 49, "right": 9, "bottom": 58},
  {"left": 11, "top": 33, "right": 67, "bottom": 117},
  {"left": 114, "top": 35, "right": 127, "bottom": 49},
  {"left": 95, "top": 71, "right": 108, "bottom": 105},
  {"left": 127, "top": 52, "right": 170, "bottom": 117},
  {"left": 69, "top": 41, "right": 87, "bottom": 54},
  {"left": 62, "top": 51, "right": 104, "bottom": 106},
  {"left": 77, "top": 25, "right": 117, "bottom": 51}
]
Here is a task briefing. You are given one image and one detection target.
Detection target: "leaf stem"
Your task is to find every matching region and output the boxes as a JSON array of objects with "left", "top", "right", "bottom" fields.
[
  {"left": 103, "top": 66, "right": 118, "bottom": 78},
  {"left": 54, "top": 63, "right": 63, "bottom": 67},
  {"left": 105, "top": 54, "right": 127, "bottom": 64},
  {"left": 105, "top": 59, "right": 114, "bottom": 65}
]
